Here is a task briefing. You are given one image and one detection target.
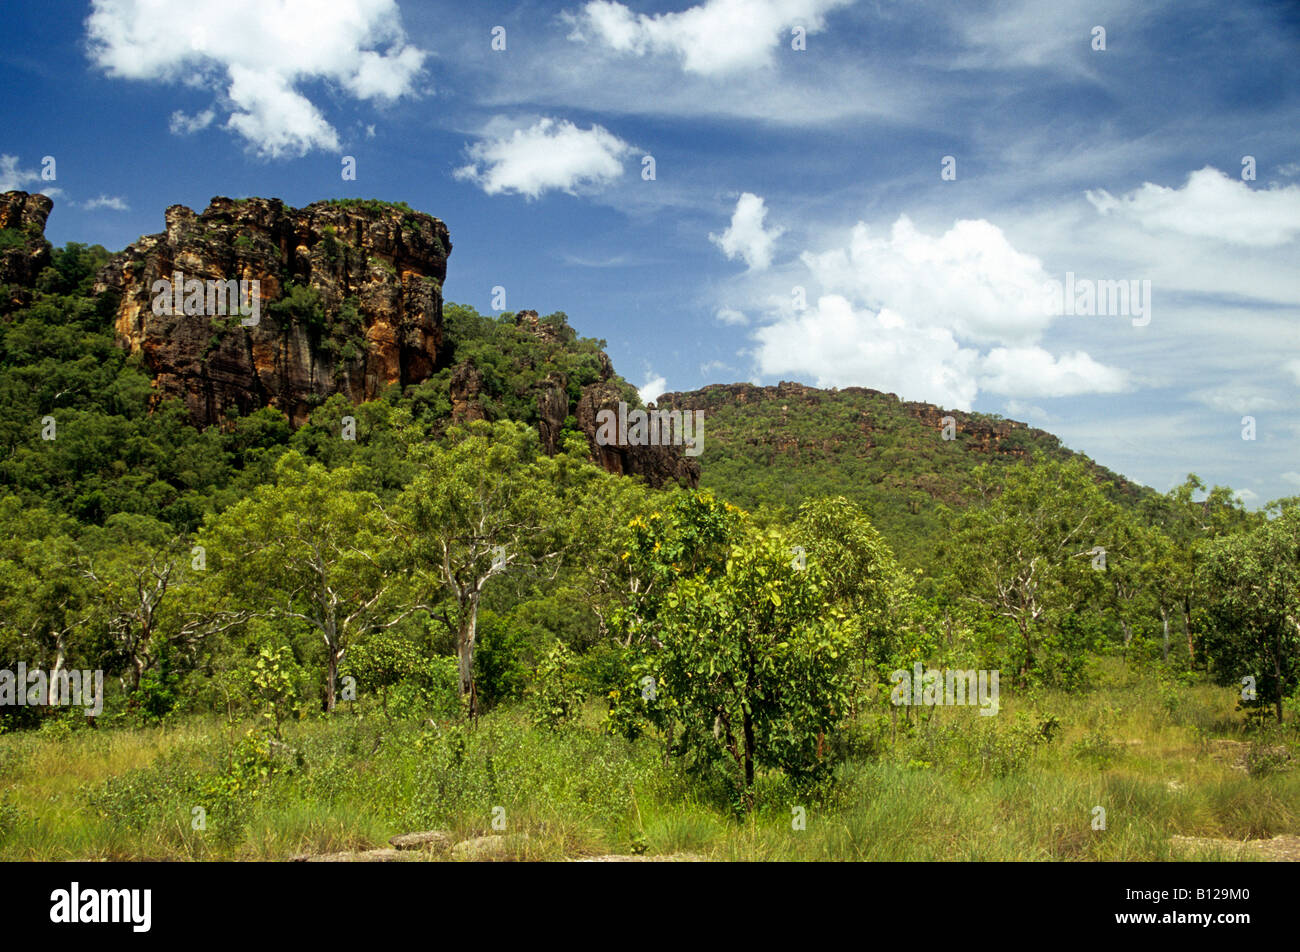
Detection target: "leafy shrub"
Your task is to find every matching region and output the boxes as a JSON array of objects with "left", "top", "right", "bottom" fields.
[{"left": 529, "top": 641, "right": 585, "bottom": 730}]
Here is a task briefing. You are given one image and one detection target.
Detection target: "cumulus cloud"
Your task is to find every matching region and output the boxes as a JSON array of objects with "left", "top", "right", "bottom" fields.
[
  {"left": 1284, "top": 358, "right": 1300, "bottom": 385},
  {"left": 638, "top": 373, "right": 668, "bottom": 404},
  {"left": 715, "top": 307, "right": 749, "bottom": 325},
  {"left": 979, "top": 347, "right": 1128, "bottom": 398},
  {"left": 754, "top": 295, "right": 982, "bottom": 409},
  {"left": 802, "top": 215, "right": 1057, "bottom": 345},
  {"left": 749, "top": 215, "right": 1129, "bottom": 409},
  {"left": 454, "top": 118, "right": 634, "bottom": 199},
  {"left": 567, "top": 0, "right": 851, "bottom": 75},
  {"left": 1086, "top": 166, "right": 1300, "bottom": 247},
  {"left": 85, "top": 0, "right": 426, "bottom": 158},
  {"left": 710, "top": 193, "right": 783, "bottom": 271}
]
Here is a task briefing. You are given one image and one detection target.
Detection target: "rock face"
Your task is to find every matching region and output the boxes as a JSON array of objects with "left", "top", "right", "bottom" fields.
[
  {"left": 511, "top": 310, "right": 700, "bottom": 488},
  {"left": 94, "top": 197, "right": 450, "bottom": 427},
  {"left": 10, "top": 191, "right": 696, "bottom": 489},
  {"left": 449, "top": 360, "right": 487, "bottom": 423},
  {"left": 0, "top": 191, "right": 54, "bottom": 306},
  {"left": 576, "top": 382, "right": 701, "bottom": 488}
]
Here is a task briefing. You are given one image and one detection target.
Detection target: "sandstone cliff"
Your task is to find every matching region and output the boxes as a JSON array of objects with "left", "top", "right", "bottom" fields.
[
  {"left": 0, "top": 191, "right": 54, "bottom": 308},
  {"left": 7, "top": 191, "right": 696, "bottom": 488},
  {"left": 94, "top": 197, "right": 450, "bottom": 426},
  {"left": 491, "top": 310, "right": 699, "bottom": 489}
]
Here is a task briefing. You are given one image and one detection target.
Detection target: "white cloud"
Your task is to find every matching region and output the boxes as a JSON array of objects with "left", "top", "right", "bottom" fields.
[
  {"left": 1281, "top": 471, "right": 1300, "bottom": 487},
  {"left": 1189, "top": 385, "right": 1284, "bottom": 414},
  {"left": 802, "top": 215, "right": 1058, "bottom": 345},
  {"left": 980, "top": 347, "right": 1128, "bottom": 398},
  {"left": 715, "top": 307, "right": 749, "bottom": 325},
  {"left": 638, "top": 373, "right": 668, "bottom": 404},
  {"left": 710, "top": 193, "right": 783, "bottom": 271},
  {"left": 567, "top": 0, "right": 851, "bottom": 75},
  {"left": 80, "top": 195, "right": 129, "bottom": 211},
  {"left": 168, "top": 108, "right": 215, "bottom": 135},
  {"left": 85, "top": 0, "right": 426, "bottom": 158},
  {"left": 753, "top": 295, "right": 981, "bottom": 409},
  {"left": 1086, "top": 166, "right": 1300, "bottom": 247},
  {"left": 454, "top": 118, "right": 634, "bottom": 199},
  {"left": 747, "top": 214, "right": 1129, "bottom": 409},
  {"left": 1284, "top": 359, "right": 1300, "bottom": 385}
]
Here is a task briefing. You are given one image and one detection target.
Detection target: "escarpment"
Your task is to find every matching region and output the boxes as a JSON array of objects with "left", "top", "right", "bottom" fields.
[
  {"left": 94, "top": 197, "right": 450, "bottom": 427},
  {"left": 78, "top": 196, "right": 697, "bottom": 488},
  {"left": 0, "top": 190, "right": 54, "bottom": 308}
]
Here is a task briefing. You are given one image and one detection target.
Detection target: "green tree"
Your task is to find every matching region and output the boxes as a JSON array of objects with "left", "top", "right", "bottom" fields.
[
  {"left": 943, "top": 456, "right": 1111, "bottom": 682},
  {"left": 1196, "top": 506, "right": 1300, "bottom": 722},
  {"left": 1157, "top": 475, "right": 1260, "bottom": 662},
  {"left": 0, "top": 497, "right": 89, "bottom": 707},
  {"left": 395, "top": 420, "right": 561, "bottom": 717},
  {"left": 201, "top": 451, "right": 405, "bottom": 711},
  {"left": 622, "top": 527, "right": 854, "bottom": 795}
]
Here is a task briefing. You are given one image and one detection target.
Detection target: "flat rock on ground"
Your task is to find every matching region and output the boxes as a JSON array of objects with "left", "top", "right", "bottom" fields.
[
  {"left": 390, "top": 831, "right": 453, "bottom": 852},
  {"left": 1171, "top": 834, "right": 1300, "bottom": 861},
  {"left": 450, "top": 833, "right": 530, "bottom": 861},
  {"left": 289, "top": 848, "right": 406, "bottom": 863},
  {"left": 571, "top": 853, "right": 706, "bottom": 862}
]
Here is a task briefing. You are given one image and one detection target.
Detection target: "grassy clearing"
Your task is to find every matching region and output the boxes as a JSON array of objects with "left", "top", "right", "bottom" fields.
[{"left": 1, "top": 657, "right": 1295, "bottom": 861}]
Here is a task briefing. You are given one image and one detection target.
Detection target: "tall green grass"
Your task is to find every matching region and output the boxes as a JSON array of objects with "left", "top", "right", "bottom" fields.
[{"left": 0, "top": 658, "right": 1295, "bottom": 860}]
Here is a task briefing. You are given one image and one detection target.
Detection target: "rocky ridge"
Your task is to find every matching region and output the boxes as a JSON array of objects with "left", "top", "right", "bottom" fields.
[{"left": 93, "top": 196, "right": 450, "bottom": 427}]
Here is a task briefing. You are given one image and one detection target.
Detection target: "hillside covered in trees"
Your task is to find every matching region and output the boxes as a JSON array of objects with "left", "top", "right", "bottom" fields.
[{"left": 1, "top": 194, "right": 1297, "bottom": 862}]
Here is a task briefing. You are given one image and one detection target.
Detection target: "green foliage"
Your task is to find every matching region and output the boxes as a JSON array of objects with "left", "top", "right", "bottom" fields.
[
  {"left": 1196, "top": 506, "right": 1300, "bottom": 721},
  {"left": 529, "top": 640, "right": 585, "bottom": 730},
  {"left": 941, "top": 455, "right": 1113, "bottom": 683},
  {"left": 677, "top": 385, "right": 1146, "bottom": 570},
  {"left": 614, "top": 508, "right": 858, "bottom": 795},
  {"left": 250, "top": 646, "right": 303, "bottom": 738},
  {"left": 324, "top": 198, "right": 416, "bottom": 215}
]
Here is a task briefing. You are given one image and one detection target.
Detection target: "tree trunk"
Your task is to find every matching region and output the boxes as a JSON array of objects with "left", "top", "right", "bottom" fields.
[
  {"left": 325, "top": 646, "right": 338, "bottom": 712},
  {"left": 48, "top": 635, "right": 66, "bottom": 707},
  {"left": 1274, "top": 650, "right": 1285, "bottom": 723},
  {"left": 742, "top": 707, "right": 755, "bottom": 790},
  {"left": 457, "top": 596, "right": 480, "bottom": 719},
  {"left": 1182, "top": 599, "right": 1194, "bottom": 661},
  {"left": 1160, "top": 606, "right": 1169, "bottom": 661}
]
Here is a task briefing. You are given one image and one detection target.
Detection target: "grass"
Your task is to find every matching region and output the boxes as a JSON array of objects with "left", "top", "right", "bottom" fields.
[{"left": 1, "top": 657, "right": 1295, "bottom": 861}]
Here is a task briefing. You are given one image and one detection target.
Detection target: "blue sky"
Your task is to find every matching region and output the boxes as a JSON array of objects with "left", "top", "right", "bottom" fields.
[{"left": 2, "top": 0, "right": 1298, "bottom": 504}]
